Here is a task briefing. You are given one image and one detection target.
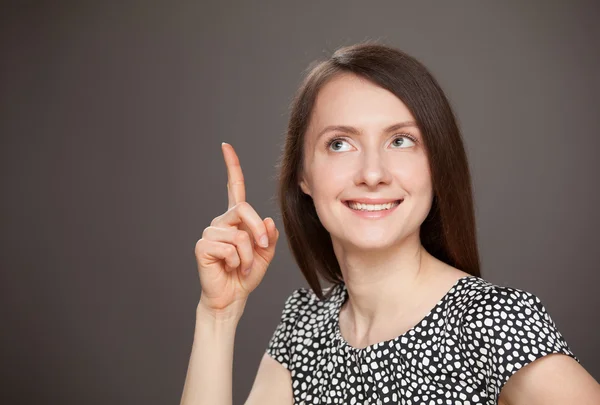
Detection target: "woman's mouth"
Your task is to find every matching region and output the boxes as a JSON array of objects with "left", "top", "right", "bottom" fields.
[
  {"left": 344, "top": 200, "right": 402, "bottom": 211},
  {"left": 342, "top": 199, "right": 403, "bottom": 218}
]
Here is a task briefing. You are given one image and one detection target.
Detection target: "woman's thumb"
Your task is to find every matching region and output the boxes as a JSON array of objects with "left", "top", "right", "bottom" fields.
[{"left": 264, "top": 217, "right": 279, "bottom": 250}]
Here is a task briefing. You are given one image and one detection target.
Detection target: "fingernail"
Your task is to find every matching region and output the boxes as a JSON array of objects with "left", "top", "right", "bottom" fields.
[{"left": 259, "top": 234, "right": 269, "bottom": 248}]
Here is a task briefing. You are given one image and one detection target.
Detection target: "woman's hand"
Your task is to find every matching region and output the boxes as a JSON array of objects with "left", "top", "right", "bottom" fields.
[{"left": 194, "top": 143, "right": 280, "bottom": 314}]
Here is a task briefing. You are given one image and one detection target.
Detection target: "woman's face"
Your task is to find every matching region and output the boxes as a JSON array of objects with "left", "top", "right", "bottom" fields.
[{"left": 300, "top": 73, "right": 433, "bottom": 251}]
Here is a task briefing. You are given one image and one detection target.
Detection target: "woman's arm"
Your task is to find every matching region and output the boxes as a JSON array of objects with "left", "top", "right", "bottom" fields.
[
  {"left": 179, "top": 299, "right": 293, "bottom": 405},
  {"left": 181, "top": 142, "right": 284, "bottom": 404},
  {"left": 179, "top": 299, "right": 245, "bottom": 405},
  {"left": 499, "top": 353, "right": 600, "bottom": 405},
  {"left": 244, "top": 353, "right": 293, "bottom": 404}
]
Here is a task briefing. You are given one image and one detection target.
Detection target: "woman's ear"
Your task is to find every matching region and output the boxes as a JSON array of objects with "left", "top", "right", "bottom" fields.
[{"left": 299, "top": 178, "right": 312, "bottom": 196}]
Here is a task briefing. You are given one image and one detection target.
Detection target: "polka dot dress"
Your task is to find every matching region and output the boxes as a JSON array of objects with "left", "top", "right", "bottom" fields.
[{"left": 266, "top": 275, "right": 579, "bottom": 404}]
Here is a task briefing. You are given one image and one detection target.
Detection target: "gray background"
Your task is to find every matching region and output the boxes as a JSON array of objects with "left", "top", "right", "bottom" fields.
[{"left": 1, "top": 1, "right": 598, "bottom": 404}]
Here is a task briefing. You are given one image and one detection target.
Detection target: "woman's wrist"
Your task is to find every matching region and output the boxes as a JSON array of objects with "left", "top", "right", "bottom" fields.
[{"left": 196, "top": 297, "right": 247, "bottom": 325}]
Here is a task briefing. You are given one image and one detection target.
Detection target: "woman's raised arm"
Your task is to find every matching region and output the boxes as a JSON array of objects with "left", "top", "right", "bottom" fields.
[{"left": 179, "top": 143, "right": 286, "bottom": 405}]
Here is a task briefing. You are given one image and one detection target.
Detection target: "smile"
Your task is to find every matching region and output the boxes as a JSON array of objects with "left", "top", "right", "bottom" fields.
[
  {"left": 343, "top": 199, "right": 403, "bottom": 218},
  {"left": 346, "top": 200, "right": 402, "bottom": 211}
]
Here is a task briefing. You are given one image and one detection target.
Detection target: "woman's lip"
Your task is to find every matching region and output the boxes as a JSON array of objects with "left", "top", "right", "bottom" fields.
[
  {"left": 343, "top": 199, "right": 403, "bottom": 207},
  {"left": 343, "top": 199, "right": 402, "bottom": 218},
  {"left": 343, "top": 198, "right": 404, "bottom": 204}
]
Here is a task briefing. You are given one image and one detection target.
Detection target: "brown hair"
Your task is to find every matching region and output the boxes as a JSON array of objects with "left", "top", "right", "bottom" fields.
[{"left": 276, "top": 41, "right": 480, "bottom": 300}]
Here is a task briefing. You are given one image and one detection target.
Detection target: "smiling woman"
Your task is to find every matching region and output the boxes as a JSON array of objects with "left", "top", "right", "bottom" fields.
[
  {"left": 180, "top": 41, "right": 600, "bottom": 405},
  {"left": 279, "top": 44, "right": 476, "bottom": 296},
  {"left": 263, "top": 41, "right": 600, "bottom": 404}
]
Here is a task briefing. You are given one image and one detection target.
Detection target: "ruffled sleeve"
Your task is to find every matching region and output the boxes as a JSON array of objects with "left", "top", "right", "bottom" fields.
[
  {"left": 460, "top": 284, "right": 580, "bottom": 399},
  {"left": 265, "top": 288, "right": 308, "bottom": 370}
]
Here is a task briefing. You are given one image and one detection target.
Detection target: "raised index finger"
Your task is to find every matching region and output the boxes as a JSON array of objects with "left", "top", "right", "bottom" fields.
[{"left": 221, "top": 142, "right": 246, "bottom": 209}]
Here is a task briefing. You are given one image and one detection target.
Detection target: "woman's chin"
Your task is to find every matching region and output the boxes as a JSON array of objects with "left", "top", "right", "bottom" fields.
[{"left": 345, "top": 237, "right": 397, "bottom": 251}]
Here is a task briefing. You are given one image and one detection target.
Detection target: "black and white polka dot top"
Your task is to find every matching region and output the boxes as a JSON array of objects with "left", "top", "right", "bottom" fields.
[{"left": 266, "top": 275, "right": 579, "bottom": 404}]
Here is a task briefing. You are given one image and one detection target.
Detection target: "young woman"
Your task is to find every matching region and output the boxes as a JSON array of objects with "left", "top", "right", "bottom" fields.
[{"left": 180, "top": 42, "right": 600, "bottom": 405}]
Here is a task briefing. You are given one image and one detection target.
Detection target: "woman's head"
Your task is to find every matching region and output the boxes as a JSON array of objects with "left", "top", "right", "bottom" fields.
[
  {"left": 299, "top": 72, "right": 433, "bottom": 259},
  {"left": 277, "top": 41, "right": 480, "bottom": 299}
]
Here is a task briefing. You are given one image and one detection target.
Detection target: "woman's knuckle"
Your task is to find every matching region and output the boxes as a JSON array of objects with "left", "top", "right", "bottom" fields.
[
  {"left": 225, "top": 244, "right": 236, "bottom": 256},
  {"left": 194, "top": 238, "right": 204, "bottom": 253},
  {"left": 236, "top": 201, "right": 250, "bottom": 211},
  {"left": 234, "top": 230, "right": 249, "bottom": 244}
]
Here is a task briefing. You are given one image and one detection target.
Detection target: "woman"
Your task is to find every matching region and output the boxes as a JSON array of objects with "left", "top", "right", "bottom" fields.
[{"left": 180, "top": 42, "right": 600, "bottom": 404}]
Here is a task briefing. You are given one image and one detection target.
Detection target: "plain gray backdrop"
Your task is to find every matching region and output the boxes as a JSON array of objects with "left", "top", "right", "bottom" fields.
[{"left": 1, "top": 1, "right": 598, "bottom": 404}]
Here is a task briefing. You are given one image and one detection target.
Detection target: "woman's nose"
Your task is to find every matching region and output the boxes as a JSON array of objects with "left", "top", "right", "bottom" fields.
[{"left": 355, "top": 148, "right": 392, "bottom": 187}]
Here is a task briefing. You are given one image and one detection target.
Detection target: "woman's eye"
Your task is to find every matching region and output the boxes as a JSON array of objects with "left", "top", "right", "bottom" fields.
[
  {"left": 326, "top": 134, "right": 416, "bottom": 152},
  {"left": 327, "top": 138, "right": 352, "bottom": 152},
  {"left": 391, "top": 135, "right": 416, "bottom": 148}
]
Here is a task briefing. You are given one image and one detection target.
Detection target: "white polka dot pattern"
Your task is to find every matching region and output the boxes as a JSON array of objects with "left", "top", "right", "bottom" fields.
[{"left": 266, "top": 276, "right": 579, "bottom": 404}]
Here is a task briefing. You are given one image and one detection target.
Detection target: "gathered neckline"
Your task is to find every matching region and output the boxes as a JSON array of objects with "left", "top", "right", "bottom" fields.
[{"left": 332, "top": 275, "right": 479, "bottom": 353}]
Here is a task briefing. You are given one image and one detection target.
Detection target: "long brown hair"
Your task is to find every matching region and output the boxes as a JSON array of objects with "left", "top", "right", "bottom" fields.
[{"left": 276, "top": 41, "right": 480, "bottom": 300}]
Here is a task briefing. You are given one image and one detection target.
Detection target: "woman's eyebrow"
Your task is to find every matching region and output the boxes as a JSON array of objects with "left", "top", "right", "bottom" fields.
[{"left": 316, "top": 120, "right": 418, "bottom": 138}]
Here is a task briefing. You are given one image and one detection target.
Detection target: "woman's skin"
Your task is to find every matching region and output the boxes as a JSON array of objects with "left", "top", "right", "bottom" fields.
[{"left": 180, "top": 73, "right": 600, "bottom": 405}]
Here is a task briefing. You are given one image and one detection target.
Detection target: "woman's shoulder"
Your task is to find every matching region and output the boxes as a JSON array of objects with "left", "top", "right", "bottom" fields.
[
  {"left": 454, "top": 275, "right": 570, "bottom": 330},
  {"left": 457, "top": 276, "right": 579, "bottom": 397},
  {"left": 278, "top": 282, "right": 344, "bottom": 319},
  {"left": 265, "top": 283, "right": 344, "bottom": 369},
  {"left": 458, "top": 276, "right": 556, "bottom": 317}
]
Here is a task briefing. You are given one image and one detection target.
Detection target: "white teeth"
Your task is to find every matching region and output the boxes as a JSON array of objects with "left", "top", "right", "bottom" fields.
[{"left": 347, "top": 200, "right": 401, "bottom": 211}]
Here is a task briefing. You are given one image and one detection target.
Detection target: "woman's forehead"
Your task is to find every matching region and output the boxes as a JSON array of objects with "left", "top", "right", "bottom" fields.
[
  {"left": 312, "top": 75, "right": 414, "bottom": 126},
  {"left": 308, "top": 76, "right": 417, "bottom": 138}
]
